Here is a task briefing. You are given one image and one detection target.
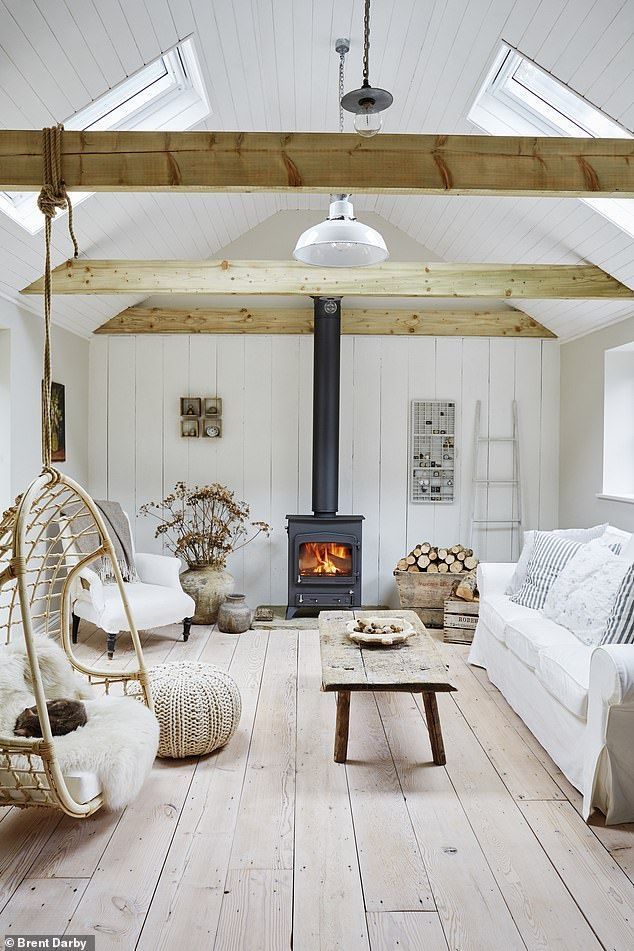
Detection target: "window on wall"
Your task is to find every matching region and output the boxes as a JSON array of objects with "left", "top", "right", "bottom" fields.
[
  {"left": 468, "top": 44, "right": 634, "bottom": 238},
  {"left": 603, "top": 343, "right": 634, "bottom": 502},
  {"left": 0, "top": 38, "right": 210, "bottom": 235}
]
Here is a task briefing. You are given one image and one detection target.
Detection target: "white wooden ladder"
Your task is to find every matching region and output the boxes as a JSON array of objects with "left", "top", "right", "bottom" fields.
[{"left": 468, "top": 400, "right": 522, "bottom": 557}]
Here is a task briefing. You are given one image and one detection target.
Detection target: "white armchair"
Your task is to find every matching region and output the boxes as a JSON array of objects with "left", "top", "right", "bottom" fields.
[{"left": 71, "top": 515, "right": 195, "bottom": 659}]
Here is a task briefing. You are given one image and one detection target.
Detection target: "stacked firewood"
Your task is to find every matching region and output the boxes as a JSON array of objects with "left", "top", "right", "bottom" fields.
[{"left": 396, "top": 542, "right": 478, "bottom": 575}]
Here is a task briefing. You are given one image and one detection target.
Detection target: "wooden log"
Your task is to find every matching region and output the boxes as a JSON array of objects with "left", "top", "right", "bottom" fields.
[
  {"left": 427, "top": 563, "right": 439, "bottom": 573},
  {"left": 438, "top": 562, "right": 449, "bottom": 573},
  {"left": 413, "top": 547, "right": 422, "bottom": 558},
  {"left": 449, "top": 561, "right": 464, "bottom": 573},
  {"left": 438, "top": 548, "right": 448, "bottom": 560},
  {"left": 455, "top": 569, "right": 479, "bottom": 602},
  {"left": 417, "top": 555, "right": 430, "bottom": 569},
  {"left": 428, "top": 549, "right": 438, "bottom": 561},
  {"left": 464, "top": 556, "right": 479, "bottom": 571},
  {"left": 420, "top": 543, "right": 431, "bottom": 554},
  {"left": 396, "top": 558, "right": 409, "bottom": 571},
  {"left": 450, "top": 545, "right": 463, "bottom": 554},
  {"left": 406, "top": 555, "right": 416, "bottom": 565},
  {"left": 445, "top": 553, "right": 456, "bottom": 564},
  {"left": 456, "top": 551, "right": 467, "bottom": 562}
]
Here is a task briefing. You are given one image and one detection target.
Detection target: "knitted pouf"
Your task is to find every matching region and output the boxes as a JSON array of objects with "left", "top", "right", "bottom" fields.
[{"left": 145, "top": 662, "right": 241, "bottom": 759}]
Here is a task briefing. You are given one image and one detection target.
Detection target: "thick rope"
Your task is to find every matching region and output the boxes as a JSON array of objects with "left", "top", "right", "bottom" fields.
[{"left": 37, "top": 125, "right": 79, "bottom": 470}]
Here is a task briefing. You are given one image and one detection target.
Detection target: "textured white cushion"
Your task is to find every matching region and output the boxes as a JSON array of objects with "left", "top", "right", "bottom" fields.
[
  {"left": 603, "top": 526, "right": 632, "bottom": 548},
  {"left": 64, "top": 770, "right": 102, "bottom": 804},
  {"left": 621, "top": 534, "right": 634, "bottom": 562},
  {"left": 506, "top": 525, "right": 607, "bottom": 596},
  {"left": 511, "top": 533, "right": 583, "bottom": 610},
  {"left": 537, "top": 645, "right": 592, "bottom": 718},
  {"left": 75, "top": 581, "right": 195, "bottom": 633},
  {"left": 0, "top": 768, "right": 101, "bottom": 806},
  {"left": 505, "top": 615, "right": 580, "bottom": 670},
  {"left": 543, "top": 539, "right": 631, "bottom": 646},
  {"left": 479, "top": 595, "right": 535, "bottom": 643},
  {"left": 601, "top": 563, "right": 634, "bottom": 645}
]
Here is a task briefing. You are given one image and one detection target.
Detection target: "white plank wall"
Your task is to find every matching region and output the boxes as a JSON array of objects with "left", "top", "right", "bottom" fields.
[{"left": 89, "top": 335, "right": 559, "bottom": 609}]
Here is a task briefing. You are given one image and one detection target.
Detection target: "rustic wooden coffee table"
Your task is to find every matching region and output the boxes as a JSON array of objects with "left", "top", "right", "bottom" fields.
[{"left": 319, "top": 609, "right": 456, "bottom": 765}]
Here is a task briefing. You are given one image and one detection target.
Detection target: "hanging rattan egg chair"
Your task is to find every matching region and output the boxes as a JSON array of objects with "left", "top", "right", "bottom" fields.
[
  {"left": 0, "top": 470, "right": 153, "bottom": 818},
  {"left": 0, "top": 126, "right": 153, "bottom": 819}
]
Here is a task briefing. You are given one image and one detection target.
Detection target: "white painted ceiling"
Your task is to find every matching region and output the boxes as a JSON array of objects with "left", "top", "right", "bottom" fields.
[{"left": 0, "top": 0, "right": 633, "bottom": 340}]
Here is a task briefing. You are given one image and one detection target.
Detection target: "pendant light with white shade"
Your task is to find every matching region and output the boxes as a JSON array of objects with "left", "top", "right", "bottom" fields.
[
  {"left": 292, "top": 28, "right": 390, "bottom": 268},
  {"left": 293, "top": 194, "right": 388, "bottom": 267}
]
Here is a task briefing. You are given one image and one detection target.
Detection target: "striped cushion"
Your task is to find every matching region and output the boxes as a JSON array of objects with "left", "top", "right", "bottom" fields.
[
  {"left": 601, "top": 563, "right": 634, "bottom": 645},
  {"left": 511, "top": 532, "right": 582, "bottom": 610}
]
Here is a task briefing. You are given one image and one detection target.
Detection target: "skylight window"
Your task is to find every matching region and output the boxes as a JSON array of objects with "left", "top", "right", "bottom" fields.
[
  {"left": 0, "top": 38, "right": 210, "bottom": 235},
  {"left": 468, "top": 44, "right": 634, "bottom": 237}
]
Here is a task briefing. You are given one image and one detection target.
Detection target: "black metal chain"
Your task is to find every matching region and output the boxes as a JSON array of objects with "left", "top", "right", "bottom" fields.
[
  {"left": 339, "top": 49, "right": 346, "bottom": 132},
  {"left": 363, "top": 0, "right": 371, "bottom": 85}
]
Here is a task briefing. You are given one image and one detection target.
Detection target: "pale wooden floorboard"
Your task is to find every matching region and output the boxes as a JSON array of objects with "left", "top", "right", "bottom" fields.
[
  {"left": 366, "top": 911, "right": 449, "bottom": 950},
  {"left": 2, "top": 629, "right": 634, "bottom": 950},
  {"left": 427, "top": 691, "right": 603, "bottom": 950},
  {"left": 520, "top": 800, "right": 634, "bottom": 950},
  {"left": 136, "top": 629, "right": 269, "bottom": 951},
  {"left": 228, "top": 630, "right": 297, "bottom": 872},
  {"left": 376, "top": 691, "right": 525, "bottom": 951},
  {"left": 439, "top": 646, "right": 567, "bottom": 802},
  {"left": 215, "top": 869, "right": 293, "bottom": 951},
  {"left": 0, "top": 809, "right": 63, "bottom": 912},
  {"left": 346, "top": 691, "right": 435, "bottom": 912},
  {"left": 478, "top": 658, "right": 634, "bottom": 883},
  {"left": 0, "top": 877, "right": 89, "bottom": 935},
  {"left": 293, "top": 631, "right": 370, "bottom": 951}
]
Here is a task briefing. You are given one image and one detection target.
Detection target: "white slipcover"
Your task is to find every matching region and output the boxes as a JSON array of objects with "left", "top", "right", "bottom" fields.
[
  {"left": 72, "top": 518, "right": 195, "bottom": 635},
  {"left": 470, "top": 561, "right": 634, "bottom": 824}
]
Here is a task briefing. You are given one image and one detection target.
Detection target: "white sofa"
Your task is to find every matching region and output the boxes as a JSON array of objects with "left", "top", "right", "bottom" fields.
[{"left": 469, "top": 561, "right": 634, "bottom": 825}]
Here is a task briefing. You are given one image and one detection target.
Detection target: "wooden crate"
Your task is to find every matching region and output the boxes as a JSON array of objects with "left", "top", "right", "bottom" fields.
[
  {"left": 443, "top": 597, "right": 479, "bottom": 644},
  {"left": 394, "top": 570, "right": 470, "bottom": 629}
]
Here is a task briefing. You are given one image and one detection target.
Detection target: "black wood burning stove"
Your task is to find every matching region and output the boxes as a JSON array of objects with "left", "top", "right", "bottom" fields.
[{"left": 286, "top": 297, "right": 363, "bottom": 619}]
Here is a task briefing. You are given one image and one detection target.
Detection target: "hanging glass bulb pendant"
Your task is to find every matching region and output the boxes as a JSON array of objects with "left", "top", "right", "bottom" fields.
[{"left": 341, "top": 0, "right": 393, "bottom": 136}]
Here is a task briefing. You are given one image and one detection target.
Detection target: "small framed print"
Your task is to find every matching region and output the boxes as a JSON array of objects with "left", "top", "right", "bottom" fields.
[
  {"left": 50, "top": 381, "right": 66, "bottom": 462},
  {"left": 180, "top": 397, "right": 201, "bottom": 417},
  {"left": 204, "top": 397, "right": 222, "bottom": 417},
  {"left": 181, "top": 418, "right": 200, "bottom": 438},
  {"left": 202, "top": 420, "right": 222, "bottom": 438}
]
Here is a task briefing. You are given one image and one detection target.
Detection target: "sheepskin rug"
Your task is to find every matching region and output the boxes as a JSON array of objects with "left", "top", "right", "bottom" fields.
[{"left": 0, "top": 634, "right": 159, "bottom": 810}]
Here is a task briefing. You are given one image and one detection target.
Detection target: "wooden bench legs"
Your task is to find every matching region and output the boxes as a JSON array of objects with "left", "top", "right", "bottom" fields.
[
  {"left": 334, "top": 691, "right": 351, "bottom": 763},
  {"left": 332, "top": 689, "right": 447, "bottom": 766},
  {"left": 422, "top": 691, "right": 446, "bottom": 765}
]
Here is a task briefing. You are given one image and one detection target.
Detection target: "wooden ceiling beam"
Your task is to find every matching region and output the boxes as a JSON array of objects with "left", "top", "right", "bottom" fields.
[
  {"left": 21, "top": 259, "right": 634, "bottom": 299},
  {"left": 94, "top": 306, "right": 556, "bottom": 338},
  {"left": 1, "top": 130, "right": 633, "bottom": 196}
]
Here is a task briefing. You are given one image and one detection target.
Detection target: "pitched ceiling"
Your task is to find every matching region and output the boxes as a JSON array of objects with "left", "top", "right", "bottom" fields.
[{"left": 1, "top": 0, "right": 633, "bottom": 340}]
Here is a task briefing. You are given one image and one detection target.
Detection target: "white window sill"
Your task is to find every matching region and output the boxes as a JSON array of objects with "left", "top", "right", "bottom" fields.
[{"left": 596, "top": 493, "right": 634, "bottom": 505}]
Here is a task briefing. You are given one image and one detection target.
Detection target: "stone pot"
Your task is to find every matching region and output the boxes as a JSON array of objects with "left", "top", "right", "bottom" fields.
[
  {"left": 218, "top": 594, "right": 253, "bottom": 634},
  {"left": 179, "top": 566, "right": 234, "bottom": 624},
  {"left": 217, "top": 593, "right": 253, "bottom": 634}
]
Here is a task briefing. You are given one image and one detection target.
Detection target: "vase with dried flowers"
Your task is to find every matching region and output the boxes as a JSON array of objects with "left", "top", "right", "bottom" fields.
[{"left": 140, "top": 482, "right": 271, "bottom": 624}]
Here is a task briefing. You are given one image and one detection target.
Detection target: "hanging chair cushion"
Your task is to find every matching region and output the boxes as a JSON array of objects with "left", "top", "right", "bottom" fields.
[{"left": 0, "top": 635, "right": 159, "bottom": 810}]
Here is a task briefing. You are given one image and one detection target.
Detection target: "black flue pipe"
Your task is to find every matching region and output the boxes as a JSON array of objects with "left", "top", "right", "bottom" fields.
[{"left": 312, "top": 296, "right": 342, "bottom": 517}]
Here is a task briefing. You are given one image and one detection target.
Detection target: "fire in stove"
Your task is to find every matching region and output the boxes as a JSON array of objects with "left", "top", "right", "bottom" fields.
[{"left": 298, "top": 542, "right": 352, "bottom": 577}]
